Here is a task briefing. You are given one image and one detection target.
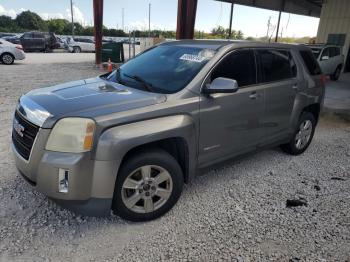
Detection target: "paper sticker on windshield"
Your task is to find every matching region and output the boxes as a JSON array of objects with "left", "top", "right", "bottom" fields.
[{"left": 180, "top": 54, "right": 206, "bottom": 63}]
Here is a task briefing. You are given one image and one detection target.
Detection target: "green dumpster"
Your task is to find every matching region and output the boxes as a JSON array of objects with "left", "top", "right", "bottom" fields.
[{"left": 101, "top": 42, "right": 124, "bottom": 63}]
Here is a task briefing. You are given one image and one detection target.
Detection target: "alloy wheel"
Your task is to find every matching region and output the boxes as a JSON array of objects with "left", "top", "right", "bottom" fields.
[
  {"left": 121, "top": 165, "right": 173, "bottom": 214},
  {"left": 295, "top": 120, "right": 313, "bottom": 149},
  {"left": 2, "top": 54, "right": 13, "bottom": 64}
]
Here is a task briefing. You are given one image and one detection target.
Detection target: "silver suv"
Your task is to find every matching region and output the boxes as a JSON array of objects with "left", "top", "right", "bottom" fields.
[
  {"left": 12, "top": 41, "right": 325, "bottom": 221},
  {"left": 307, "top": 44, "right": 344, "bottom": 81}
]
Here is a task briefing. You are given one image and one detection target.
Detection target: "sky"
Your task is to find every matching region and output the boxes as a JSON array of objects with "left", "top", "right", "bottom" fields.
[{"left": 0, "top": 0, "right": 320, "bottom": 37}]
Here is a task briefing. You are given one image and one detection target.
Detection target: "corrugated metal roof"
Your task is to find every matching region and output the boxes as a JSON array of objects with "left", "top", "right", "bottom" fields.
[{"left": 217, "top": 0, "right": 323, "bottom": 17}]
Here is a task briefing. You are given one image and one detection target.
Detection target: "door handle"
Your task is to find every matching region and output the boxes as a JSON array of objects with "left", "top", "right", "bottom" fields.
[
  {"left": 249, "top": 92, "right": 259, "bottom": 99},
  {"left": 292, "top": 84, "right": 298, "bottom": 91}
]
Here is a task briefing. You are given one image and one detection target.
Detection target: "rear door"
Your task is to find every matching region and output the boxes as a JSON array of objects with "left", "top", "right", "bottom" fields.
[
  {"left": 20, "top": 32, "right": 33, "bottom": 51},
  {"left": 33, "top": 32, "right": 44, "bottom": 50},
  {"left": 255, "top": 48, "right": 299, "bottom": 143},
  {"left": 86, "top": 39, "right": 95, "bottom": 51}
]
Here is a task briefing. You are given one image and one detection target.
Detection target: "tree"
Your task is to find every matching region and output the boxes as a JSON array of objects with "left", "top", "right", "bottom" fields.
[
  {"left": 47, "top": 19, "right": 70, "bottom": 34},
  {"left": 82, "top": 26, "right": 94, "bottom": 36},
  {"left": 211, "top": 26, "right": 226, "bottom": 37},
  {"left": 15, "top": 11, "right": 46, "bottom": 30},
  {"left": 236, "top": 30, "right": 244, "bottom": 40},
  {"left": 0, "top": 15, "right": 14, "bottom": 28}
]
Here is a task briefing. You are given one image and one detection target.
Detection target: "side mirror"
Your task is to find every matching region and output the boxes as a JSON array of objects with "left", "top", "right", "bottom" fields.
[
  {"left": 321, "top": 55, "right": 329, "bottom": 61},
  {"left": 203, "top": 77, "right": 239, "bottom": 94}
]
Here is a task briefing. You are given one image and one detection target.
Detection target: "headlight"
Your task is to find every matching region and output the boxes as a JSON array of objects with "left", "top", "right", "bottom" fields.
[{"left": 46, "top": 118, "right": 95, "bottom": 153}]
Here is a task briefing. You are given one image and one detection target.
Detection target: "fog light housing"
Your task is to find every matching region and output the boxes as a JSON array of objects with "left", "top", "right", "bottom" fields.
[{"left": 58, "top": 168, "right": 69, "bottom": 193}]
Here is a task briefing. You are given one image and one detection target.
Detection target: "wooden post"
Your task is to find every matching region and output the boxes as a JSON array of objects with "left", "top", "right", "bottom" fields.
[
  {"left": 93, "top": 0, "right": 103, "bottom": 65},
  {"left": 176, "top": 0, "right": 198, "bottom": 39}
]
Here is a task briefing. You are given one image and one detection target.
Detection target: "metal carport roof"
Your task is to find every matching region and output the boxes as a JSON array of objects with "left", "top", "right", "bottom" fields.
[{"left": 217, "top": 0, "right": 323, "bottom": 17}]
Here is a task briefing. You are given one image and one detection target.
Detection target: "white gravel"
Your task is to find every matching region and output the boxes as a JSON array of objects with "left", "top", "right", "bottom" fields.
[{"left": 0, "top": 61, "right": 349, "bottom": 261}]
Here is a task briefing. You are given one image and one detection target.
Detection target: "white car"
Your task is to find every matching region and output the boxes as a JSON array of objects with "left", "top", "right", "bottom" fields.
[
  {"left": 307, "top": 44, "right": 344, "bottom": 81},
  {"left": 66, "top": 37, "right": 95, "bottom": 53},
  {"left": 0, "top": 39, "right": 25, "bottom": 65}
]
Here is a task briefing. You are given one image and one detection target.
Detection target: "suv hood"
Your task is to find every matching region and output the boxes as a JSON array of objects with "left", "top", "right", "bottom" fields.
[{"left": 20, "top": 77, "right": 166, "bottom": 128}]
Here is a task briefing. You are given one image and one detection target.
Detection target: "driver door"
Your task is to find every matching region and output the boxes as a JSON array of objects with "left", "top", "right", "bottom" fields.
[{"left": 198, "top": 49, "right": 265, "bottom": 167}]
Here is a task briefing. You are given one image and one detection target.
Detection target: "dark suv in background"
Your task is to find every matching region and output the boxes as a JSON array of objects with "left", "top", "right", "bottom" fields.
[{"left": 20, "top": 31, "right": 59, "bottom": 52}]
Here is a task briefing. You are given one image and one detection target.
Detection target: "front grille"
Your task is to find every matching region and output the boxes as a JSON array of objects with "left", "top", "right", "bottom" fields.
[{"left": 12, "top": 110, "right": 39, "bottom": 160}]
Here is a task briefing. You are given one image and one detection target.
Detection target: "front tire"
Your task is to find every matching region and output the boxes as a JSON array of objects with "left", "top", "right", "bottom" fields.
[
  {"left": 281, "top": 112, "right": 316, "bottom": 155},
  {"left": 1, "top": 53, "right": 14, "bottom": 65},
  {"left": 112, "top": 149, "right": 184, "bottom": 222}
]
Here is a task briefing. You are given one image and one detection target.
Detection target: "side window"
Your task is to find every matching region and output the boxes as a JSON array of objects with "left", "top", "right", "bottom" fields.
[
  {"left": 257, "top": 49, "right": 295, "bottom": 83},
  {"left": 299, "top": 50, "right": 322, "bottom": 75},
  {"left": 211, "top": 49, "right": 256, "bottom": 87},
  {"left": 329, "top": 47, "right": 336, "bottom": 57},
  {"left": 335, "top": 47, "right": 341, "bottom": 56},
  {"left": 23, "top": 33, "right": 32, "bottom": 38},
  {"left": 33, "top": 32, "right": 43, "bottom": 38},
  {"left": 321, "top": 47, "right": 330, "bottom": 58}
]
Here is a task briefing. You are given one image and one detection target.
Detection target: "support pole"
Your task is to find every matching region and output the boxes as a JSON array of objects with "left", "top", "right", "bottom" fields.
[
  {"left": 275, "top": 10, "right": 281, "bottom": 42},
  {"left": 93, "top": 0, "right": 103, "bottom": 65},
  {"left": 228, "top": 3, "right": 234, "bottom": 39},
  {"left": 148, "top": 3, "right": 151, "bottom": 37},
  {"left": 176, "top": 0, "right": 198, "bottom": 39},
  {"left": 70, "top": 0, "right": 74, "bottom": 36}
]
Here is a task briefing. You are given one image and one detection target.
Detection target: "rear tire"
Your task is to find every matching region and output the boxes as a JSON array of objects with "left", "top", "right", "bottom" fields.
[
  {"left": 281, "top": 112, "right": 316, "bottom": 155},
  {"left": 73, "top": 46, "right": 81, "bottom": 53},
  {"left": 112, "top": 149, "right": 184, "bottom": 222},
  {"left": 1, "top": 53, "right": 14, "bottom": 65},
  {"left": 44, "top": 46, "right": 52, "bottom": 53},
  {"left": 330, "top": 66, "right": 341, "bottom": 81}
]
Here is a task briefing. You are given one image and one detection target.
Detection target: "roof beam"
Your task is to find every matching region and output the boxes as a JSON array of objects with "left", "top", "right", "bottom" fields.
[{"left": 216, "top": 0, "right": 321, "bottom": 17}]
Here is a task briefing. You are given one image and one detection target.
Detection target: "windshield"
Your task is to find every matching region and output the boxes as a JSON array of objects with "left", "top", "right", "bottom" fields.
[
  {"left": 107, "top": 45, "right": 216, "bottom": 94},
  {"left": 310, "top": 48, "right": 322, "bottom": 58}
]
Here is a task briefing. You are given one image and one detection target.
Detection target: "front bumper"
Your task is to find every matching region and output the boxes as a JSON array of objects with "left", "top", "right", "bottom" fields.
[
  {"left": 12, "top": 129, "right": 118, "bottom": 216},
  {"left": 14, "top": 50, "right": 26, "bottom": 60}
]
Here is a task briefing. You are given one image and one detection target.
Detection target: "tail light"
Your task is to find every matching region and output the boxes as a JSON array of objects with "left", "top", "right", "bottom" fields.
[{"left": 16, "top": 45, "right": 23, "bottom": 50}]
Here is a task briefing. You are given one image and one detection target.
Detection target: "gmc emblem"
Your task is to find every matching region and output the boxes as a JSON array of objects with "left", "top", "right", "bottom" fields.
[{"left": 13, "top": 119, "right": 25, "bottom": 137}]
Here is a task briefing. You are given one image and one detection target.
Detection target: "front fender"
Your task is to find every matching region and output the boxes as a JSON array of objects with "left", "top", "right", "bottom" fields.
[{"left": 95, "top": 114, "right": 197, "bottom": 172}]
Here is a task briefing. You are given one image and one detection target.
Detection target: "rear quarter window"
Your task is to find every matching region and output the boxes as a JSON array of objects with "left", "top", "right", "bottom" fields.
[
  {"left": 257, "top": 49, "right": 296, "bottom": 83},
  {"left": 299, "top": 50, "right": 322, "bottom": 75}
]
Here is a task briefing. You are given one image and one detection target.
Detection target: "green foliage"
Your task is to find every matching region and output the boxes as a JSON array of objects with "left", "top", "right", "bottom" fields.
[
  {"left": 0, "top": 9, "right": 313, "bottom": 43},
  {"left": 47, "top": 19, "right": 70, "bottom": 34},
  {"left": 15, "top": 11, "right": 47, "bottom": 31},
  {"left": 0, "top": 15, "right": 14, "bottom": 28}
]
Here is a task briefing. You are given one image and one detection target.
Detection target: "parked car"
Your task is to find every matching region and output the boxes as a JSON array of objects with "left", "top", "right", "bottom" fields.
[
  {"left": 0, "top": 39, "right": 25, "bottom": 64},
  {"left": 2, "top": 35, "right": 22, "bottom": 45},
  {"left": 66, "top": 37, "right": 95, "bottom": 53},
  {"left": 12, "top": 40, "right": 325, "bottom": 221},
  {"left": 0, "top": 33, "right": 16, "bottom": 38},
  {"left": 56, "top": 37, "right": 67, "bottom": 49},
  {"left": 20, "top": 31, "right": 59, "bottom": 52},
  {"left": 306, "top": 44, "right": 344, "bottom": 81}
]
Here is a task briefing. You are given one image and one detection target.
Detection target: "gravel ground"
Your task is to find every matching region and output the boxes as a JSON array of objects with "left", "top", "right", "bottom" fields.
[{"left": 0, "top": 61, "right": 350, "bottom": 261}]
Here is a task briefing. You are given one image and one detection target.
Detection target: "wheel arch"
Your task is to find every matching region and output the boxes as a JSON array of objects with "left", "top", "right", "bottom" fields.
[
  {"left": 120, "top": 137, "right": 190, "bottom": 183},
  {"left": 95, "top": 115, "right": 197, "bottom": 184},
  {"left": 302, "top": 103, "right": 320, "bottom": 123}
]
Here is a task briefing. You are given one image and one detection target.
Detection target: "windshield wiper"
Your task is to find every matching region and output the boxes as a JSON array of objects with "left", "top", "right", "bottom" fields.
[{"left": 123, "top": 73, "right": 154, "bottom": 92}]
